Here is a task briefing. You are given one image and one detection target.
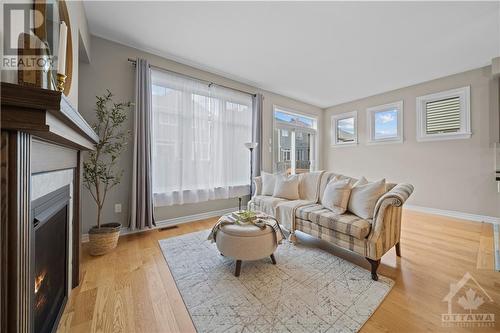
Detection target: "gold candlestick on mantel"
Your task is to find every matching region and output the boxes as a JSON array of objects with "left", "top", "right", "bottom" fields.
[{"left": 56, "top": 73, "right": 67, "bottom": 92}]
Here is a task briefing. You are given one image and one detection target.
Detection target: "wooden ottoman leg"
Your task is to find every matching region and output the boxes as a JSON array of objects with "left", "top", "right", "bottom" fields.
[
  {"left": 235, "top": 260, "right": 242, "bottom": 277},
  {"left": 270, "top": 254, "right": 276, "bottom": 265}
]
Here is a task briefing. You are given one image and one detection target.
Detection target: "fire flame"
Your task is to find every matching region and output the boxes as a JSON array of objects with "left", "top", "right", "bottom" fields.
[
  {"left": 34, "top": 271, "right": 46, "bottom": 294},
  {"left": 35, "top": 294, "right": 47, "bottom": 310}
]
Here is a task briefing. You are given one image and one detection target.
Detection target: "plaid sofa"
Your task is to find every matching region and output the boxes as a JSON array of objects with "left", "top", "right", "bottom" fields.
[{"left": 249, "top": 171, "right": 414, "bottom": 280}]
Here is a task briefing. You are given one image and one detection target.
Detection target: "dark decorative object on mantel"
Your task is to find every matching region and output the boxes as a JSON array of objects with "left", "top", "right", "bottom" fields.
[
  {"left": 31, "top": 0, "right": 74, "bottom": 95},
  {"left": 17, "top": 33, "right": 52, "bottom": 89}
]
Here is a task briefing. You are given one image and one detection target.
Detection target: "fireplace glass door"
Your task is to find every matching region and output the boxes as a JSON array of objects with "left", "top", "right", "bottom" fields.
[{"left": 32, "top": 186, "right": 69, "bottom": 333}]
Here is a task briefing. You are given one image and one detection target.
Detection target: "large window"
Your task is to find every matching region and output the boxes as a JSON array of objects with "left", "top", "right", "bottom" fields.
[
  {"left": 151, "top": 69, "right": 253, "bottom": 206},
  {"left": 416, "top": 86, "right": 471, "bottom": 142},
  {"left": 273, "top": 107, "right": 317, "bottom": 174},
  {"left": 367, "top": 101, "right": 403, "bottom": 144}
]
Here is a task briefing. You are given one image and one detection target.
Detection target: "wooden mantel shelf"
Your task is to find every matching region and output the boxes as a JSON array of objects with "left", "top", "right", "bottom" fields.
[{"left": 1, "top": 82, "right": 98, "bottom": 150}]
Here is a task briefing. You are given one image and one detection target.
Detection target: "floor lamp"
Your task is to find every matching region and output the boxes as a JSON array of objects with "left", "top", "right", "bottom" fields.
[{"left": 244, "top": 142, "right": 258, "bottom": 198}]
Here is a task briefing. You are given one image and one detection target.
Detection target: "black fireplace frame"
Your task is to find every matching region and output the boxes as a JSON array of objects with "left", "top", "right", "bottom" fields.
[{"left": 30, "top": 185, "right": 70, "bottom": 333}]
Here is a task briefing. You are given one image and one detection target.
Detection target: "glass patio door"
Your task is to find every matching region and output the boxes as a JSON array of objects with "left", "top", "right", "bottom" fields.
[
  {"left": 274, "top": 108, "right": 317, "bottom": 175},
  {"left": 295, "top": 129, "right": 315, "bottom": 174}
]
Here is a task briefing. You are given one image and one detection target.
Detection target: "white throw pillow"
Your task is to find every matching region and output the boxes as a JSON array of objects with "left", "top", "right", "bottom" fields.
[
  {"left": 273, "top": 175, "right": 300, "bottom": 200},
  {"left": 348, "top": 177, "right": 387, "bottom": 219},
  {"left": 261, "top": 172, "right": 277, "bottom": 196},
  {"left": 321, "top": 177, "right": 352, "bottom": 214}
]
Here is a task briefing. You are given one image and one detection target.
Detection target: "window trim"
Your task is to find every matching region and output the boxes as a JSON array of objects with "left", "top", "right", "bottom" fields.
[
  {"left": 272, "top": 105, "right": 318, "bottom": 174},
  {"left": 416, "top": 86, "right": 471, "bottom": 142},
  {"left": 366, "top": 100, "right": 404, "bottom": 145},
  {"left": 331, "top": 111, "right": 358, "bottom": 147}
]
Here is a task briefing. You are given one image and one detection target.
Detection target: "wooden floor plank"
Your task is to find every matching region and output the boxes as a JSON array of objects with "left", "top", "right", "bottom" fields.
[
  {"left": 477, "top": 223, "right": 494, "bottom": 270},
  {"left": 58, "top": 211, "right": 500, "bottom": 333}
]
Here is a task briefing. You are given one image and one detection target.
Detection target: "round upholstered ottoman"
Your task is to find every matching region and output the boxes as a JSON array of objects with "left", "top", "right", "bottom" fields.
[{"left": 216, "top": 223, "right": 277, "bottom": 277}]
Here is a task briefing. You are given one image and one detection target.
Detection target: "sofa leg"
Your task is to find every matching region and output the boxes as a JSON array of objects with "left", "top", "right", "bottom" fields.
[
  {"left": 395, "top": 242, "right": 401, "bottom": 257},
  {"left": 270, "top": 254, "right": 276, "bottom": 265},
  {"left": 235, "top": 260, "right": 242, "bottom": 277},
  {"left": 366, "top": 258, "right": 380, "bottom": 281},
  {"left": 289, "top": 231, "right": 298, "bottom": 244}
]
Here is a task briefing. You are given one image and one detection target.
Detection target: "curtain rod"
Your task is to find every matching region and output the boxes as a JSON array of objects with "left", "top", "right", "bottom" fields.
[{"left": 128, "top": 58, "right": 257, "bottom": 97}]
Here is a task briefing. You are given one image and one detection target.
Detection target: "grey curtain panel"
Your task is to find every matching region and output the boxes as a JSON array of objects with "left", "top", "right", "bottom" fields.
[
  {"left": 251, "top": 93, "right": 263, "bottom": 194},
  {"left": 130, "top": 58, "right": 155, "bottom": 230}
]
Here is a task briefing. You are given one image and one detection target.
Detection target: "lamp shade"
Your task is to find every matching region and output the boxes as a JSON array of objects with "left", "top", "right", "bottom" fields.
[{"left": 244, "top": 142, "right": 258, "bottom": 150}]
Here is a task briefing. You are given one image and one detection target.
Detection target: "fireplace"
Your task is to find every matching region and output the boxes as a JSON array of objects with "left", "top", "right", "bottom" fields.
[
  {"left": 1, "top": 83, "right": 97, "bottom": 333},
  {"left": 31, "top": 185, "right": 70, "bottom": 333}
]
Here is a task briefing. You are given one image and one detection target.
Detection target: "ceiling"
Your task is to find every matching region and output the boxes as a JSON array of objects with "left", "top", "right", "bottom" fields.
[{"left": 83, "top": 1, "right": 500, "bottom": 108}]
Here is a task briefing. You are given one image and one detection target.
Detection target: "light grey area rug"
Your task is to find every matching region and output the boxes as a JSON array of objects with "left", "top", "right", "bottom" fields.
[{"left": 159, "top": 230, "right": 394, "bottom": 333}]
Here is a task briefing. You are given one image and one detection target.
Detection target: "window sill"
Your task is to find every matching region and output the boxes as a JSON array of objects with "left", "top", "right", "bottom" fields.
[
  {"left": 417, "top": 132, "right": 472, "bottom": 142},
  {"left": 331, "top": 142, "right": 358, "bottom": 148},
  {"left": 367, "top": 138, "right": 403, "bottom": 145}
]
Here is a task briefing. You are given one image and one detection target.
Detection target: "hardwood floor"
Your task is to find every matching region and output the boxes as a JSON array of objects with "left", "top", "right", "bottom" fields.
[{"left": 57, "top": 210, "right": 500, "bottom": 333}]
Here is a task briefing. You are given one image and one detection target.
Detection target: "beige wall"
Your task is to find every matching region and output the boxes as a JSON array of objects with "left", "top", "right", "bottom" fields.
[
  {"left": 323, "top": 66, "right": 500, "bottom": 218},
  {"left": 79, "top": 36, "right": 322, "bottom": 233}
]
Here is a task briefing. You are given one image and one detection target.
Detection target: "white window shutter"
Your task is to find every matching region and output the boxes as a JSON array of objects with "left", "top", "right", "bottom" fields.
[
  {"left": 425, "top": 96, "right": 461, "bottom": 134},
  {"left": 416, "top": 86, "right": 471, "bottom": 142}
]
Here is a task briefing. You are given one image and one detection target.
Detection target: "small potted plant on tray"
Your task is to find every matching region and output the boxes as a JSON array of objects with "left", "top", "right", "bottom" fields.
[
  {"left": 235, "top": 210, "right": 257, "bottom": 224},
  {"left": 83, "top": 90, "right": 131, "bottom": 256}
]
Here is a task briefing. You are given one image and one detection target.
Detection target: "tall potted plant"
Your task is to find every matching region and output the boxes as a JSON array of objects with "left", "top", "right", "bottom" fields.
[{"left": 83, "top": 90, "right": 131, "bottom": 256}]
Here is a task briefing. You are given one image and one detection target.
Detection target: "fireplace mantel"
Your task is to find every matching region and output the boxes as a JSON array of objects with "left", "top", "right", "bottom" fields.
[
  {"left": 0, "top": 83, "right": 98, "bottom": 333},
  {"left": 1, "top": 82, "right": 98, "bottom": 150}
]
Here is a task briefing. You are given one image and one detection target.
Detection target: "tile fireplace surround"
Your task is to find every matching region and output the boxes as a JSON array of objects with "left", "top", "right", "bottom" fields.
[{"left": 0, "top": 82, "right": 98, "bottom": 333}]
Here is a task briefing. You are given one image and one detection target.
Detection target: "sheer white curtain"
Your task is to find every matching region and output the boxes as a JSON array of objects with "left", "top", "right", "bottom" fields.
[{"left": 151, "top": 69, "right": 252, "bottom": 206}]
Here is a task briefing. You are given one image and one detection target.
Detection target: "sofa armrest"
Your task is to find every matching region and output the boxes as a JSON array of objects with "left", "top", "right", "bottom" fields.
[
  {"left": 252, "top": 176, "right": 262, "bottom": 198},
  {"left": 366, "top": 183, "right": 414, "bottom": 259},
  {"left": 373, "top": 183, "right": 414, "bottom": 219}
]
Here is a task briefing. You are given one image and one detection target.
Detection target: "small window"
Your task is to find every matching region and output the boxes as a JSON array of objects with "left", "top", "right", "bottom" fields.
[
  {"left": 281, "top": 149, "right": 291, "bottom": 161},
  {"left": 416, "top": 86, "right": 471, "bottom": 142},
  {"left": 331, "top": 111, "right": 357, "bottom": 146},
  {"left": 367, "top": 101, "right": 403, "bottom": 144}
]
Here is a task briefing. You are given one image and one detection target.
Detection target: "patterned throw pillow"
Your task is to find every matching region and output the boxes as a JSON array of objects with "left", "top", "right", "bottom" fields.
[
  {"left": 348, "top": 177, "right": 387, "bottom": 219},
  {"left": 273, "top": 175, "right": 300, "bottom": 200},
  {"left": 321, "top": 177, "right": 352, "bottom": 214},
  {"left": 261, "top": 172, "right": 277, "bottom": 196}
]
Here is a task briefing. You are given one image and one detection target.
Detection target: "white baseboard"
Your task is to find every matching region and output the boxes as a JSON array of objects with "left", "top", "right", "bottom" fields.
[
  {"left": 81, "top": 206, "right": 239, "bottom": 243},
  {"left": 155, "top": 207, "right": 239, "bottom": 228},
  {"left": 404, "top": 204, "right": 500, "bottom": 225}
]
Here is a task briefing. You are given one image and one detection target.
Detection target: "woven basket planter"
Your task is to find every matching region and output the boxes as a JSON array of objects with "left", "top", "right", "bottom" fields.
[{"left": 88, "top": 222, "right": 121, "bottom": 256}]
